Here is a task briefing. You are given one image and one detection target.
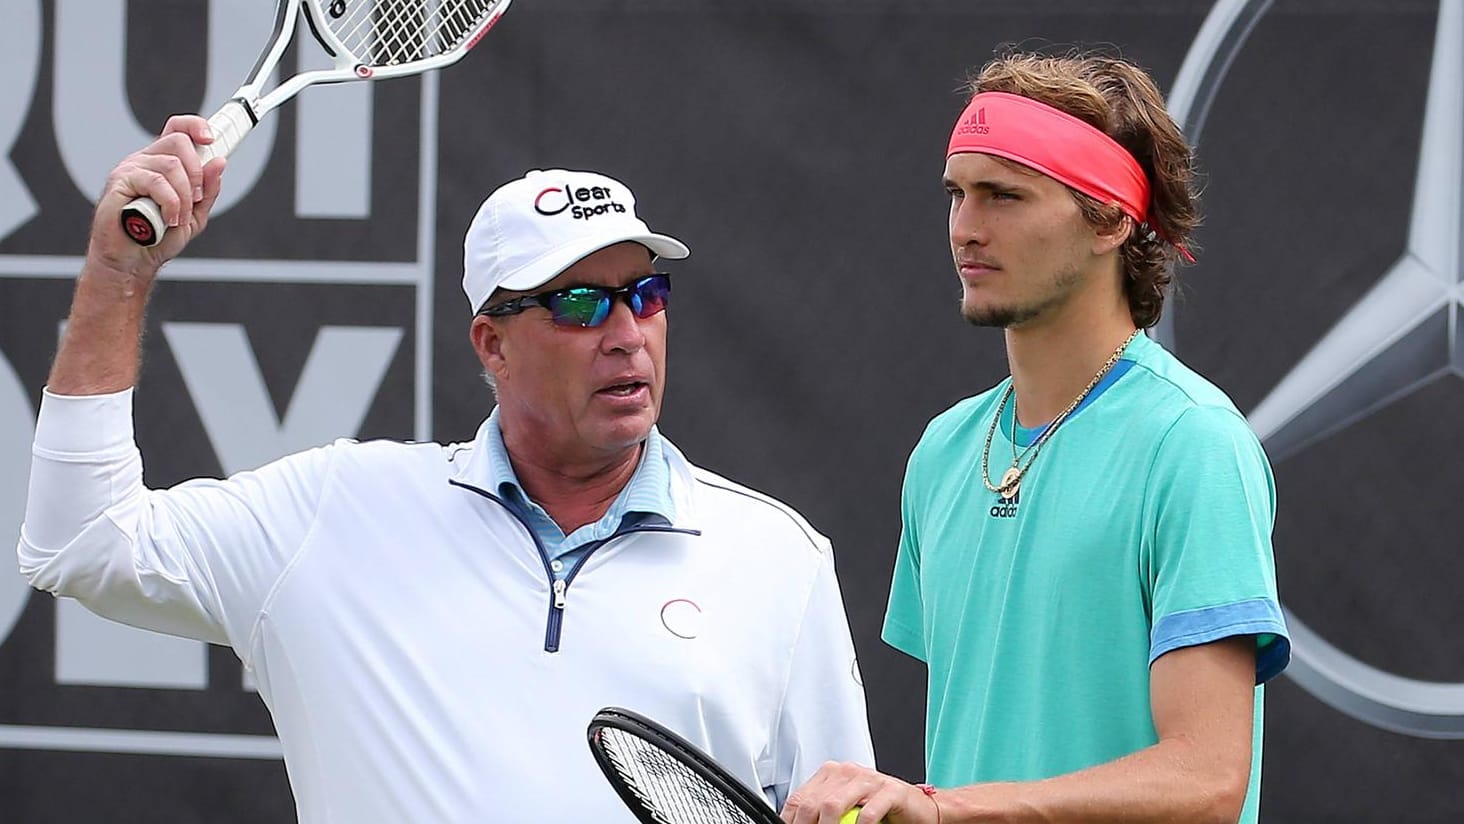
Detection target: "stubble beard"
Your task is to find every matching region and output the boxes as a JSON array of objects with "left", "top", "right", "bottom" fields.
[
  {"left": 959, "top": 264, "right": 1085, "bottom": 329},
  {"left": 961, "top": 299, "right": 1039, "bottom": 328}
]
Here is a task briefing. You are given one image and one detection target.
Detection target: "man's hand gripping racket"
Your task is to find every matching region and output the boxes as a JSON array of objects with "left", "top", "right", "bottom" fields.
[
  {"left": 121, "top": 0, "right": 512, "bottom": 247},
  {"left": 587, "top": 707, "right": 878, "bottom": 824}
]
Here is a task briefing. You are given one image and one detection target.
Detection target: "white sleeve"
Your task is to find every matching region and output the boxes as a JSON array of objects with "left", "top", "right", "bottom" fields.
[
  {"left": 18, "top": 388, "right": 330, "bottom": 656},
  {"left": 766, "top": 544, "right": 876, "bottom": 809}
]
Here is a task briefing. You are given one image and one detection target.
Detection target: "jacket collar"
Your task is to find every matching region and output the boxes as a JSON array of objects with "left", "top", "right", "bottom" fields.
[{"left": 449, "top": 411, "right": 703, "bottom": 533}]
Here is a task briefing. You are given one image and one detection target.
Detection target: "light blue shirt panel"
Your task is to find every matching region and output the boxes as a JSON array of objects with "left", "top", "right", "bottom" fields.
[{"left": 483, "top": 408, "right": 675, "bottom": 578}]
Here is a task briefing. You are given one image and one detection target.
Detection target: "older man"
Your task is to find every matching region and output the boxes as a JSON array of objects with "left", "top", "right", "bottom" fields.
[{"left": 19, "top": 115, "right": 873, "bottom": 823}]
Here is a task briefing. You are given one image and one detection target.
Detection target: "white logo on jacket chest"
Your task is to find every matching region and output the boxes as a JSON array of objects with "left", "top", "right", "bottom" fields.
[{"left": 659, "top": 599, "right": 704, "bottom": 639}]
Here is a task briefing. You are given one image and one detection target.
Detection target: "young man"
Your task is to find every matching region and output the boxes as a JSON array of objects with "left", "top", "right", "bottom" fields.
[
  {"left": 783, "top": 52, "right": 1289, "bottom": 824},
  {"left": 18, "top": 116, "right": 873, "bottom": 822}
]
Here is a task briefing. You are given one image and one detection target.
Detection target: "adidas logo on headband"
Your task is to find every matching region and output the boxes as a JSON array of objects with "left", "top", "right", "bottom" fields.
[{"left": 954, "top": 107, "right": 990, "bottom": 136}]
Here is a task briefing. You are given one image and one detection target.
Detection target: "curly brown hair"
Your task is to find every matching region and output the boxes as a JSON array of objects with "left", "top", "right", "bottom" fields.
[{"left": 967, "top": 50, "right": 1200, "bottom": 328}]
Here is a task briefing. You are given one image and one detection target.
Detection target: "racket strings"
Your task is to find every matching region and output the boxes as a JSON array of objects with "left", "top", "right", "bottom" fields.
[
  {"left": 324, "top": 0, "right": 504, "bottom": 66},
  {"left": 598, "top": 728, "right": 756, "bottom": 824}
]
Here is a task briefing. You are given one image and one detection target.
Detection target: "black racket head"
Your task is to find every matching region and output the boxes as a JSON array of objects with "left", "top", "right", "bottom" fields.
[{"left": 587, "top": 707, "right": 782, "bottom": 824}]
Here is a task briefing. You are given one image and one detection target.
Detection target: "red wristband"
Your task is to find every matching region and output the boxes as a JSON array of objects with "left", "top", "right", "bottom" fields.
[{"left": 916, "top": 783, "right": 940, "bottom": 824}]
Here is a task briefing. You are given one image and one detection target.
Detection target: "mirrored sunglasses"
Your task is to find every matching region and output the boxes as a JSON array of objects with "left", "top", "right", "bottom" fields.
[{"left": 480, "top": 274, "right": 671, "bottom": 328}]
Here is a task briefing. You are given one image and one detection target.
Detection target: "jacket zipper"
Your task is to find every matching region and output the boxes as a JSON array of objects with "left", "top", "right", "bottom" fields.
[
  {"left": 450, "top": 481, "right": 700, "bottom": 652},
  {"left": 540, "top": 525, "right": 698, "bottom": 652}
]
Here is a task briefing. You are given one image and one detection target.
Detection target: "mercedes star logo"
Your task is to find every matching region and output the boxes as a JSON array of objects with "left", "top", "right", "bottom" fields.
[{"left": 1166, "top": 0, "right": 1464, "bottom": 738}]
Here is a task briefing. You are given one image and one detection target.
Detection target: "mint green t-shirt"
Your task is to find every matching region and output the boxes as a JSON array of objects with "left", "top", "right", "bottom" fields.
[{"left": 883, "top": 333, "right": 1289, "bottom": 823}]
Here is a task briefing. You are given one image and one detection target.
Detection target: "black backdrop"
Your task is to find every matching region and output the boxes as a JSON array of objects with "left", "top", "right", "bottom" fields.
[{"left": 1, "top": 1, "right": 1461, "bottom": 821}]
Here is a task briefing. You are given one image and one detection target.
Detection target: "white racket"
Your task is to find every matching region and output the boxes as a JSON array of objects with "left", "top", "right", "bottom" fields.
[{"left": 121, "top": 0, "right": 513, "bottom": 247}]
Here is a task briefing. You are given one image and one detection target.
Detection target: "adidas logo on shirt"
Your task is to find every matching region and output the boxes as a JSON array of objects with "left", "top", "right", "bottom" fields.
[{"left": 989, "top": 486, "right": 1020, "bottom": 519}]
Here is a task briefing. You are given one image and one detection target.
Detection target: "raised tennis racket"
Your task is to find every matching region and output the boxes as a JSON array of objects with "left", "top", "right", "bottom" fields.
[
  {"left": 587, "top": 706, "right": 871, "bottom": 824},
  {"left": 121, "top": 0, "right": 513, "bottom": 246}
]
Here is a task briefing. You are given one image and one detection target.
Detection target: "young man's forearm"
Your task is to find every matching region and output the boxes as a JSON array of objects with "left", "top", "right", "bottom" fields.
[{"left": 936, "top": 736, "right": 1249, "bottom": 824}]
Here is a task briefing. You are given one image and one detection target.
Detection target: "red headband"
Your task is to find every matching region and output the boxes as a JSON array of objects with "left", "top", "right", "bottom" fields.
[{"left": 948, "top": 92, "right": 1194, "bottom": 262}]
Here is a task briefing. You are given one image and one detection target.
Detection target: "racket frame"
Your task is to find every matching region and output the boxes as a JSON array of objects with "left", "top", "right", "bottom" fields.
[
  {"left": 254, "top": 0, "right": 512, "bottom": 119},
  {"left": 119, "top": 0, "right": 512, "bottom": 246},
  {"left": 587, "top": 706, "right": 784, "bottom": 824}
]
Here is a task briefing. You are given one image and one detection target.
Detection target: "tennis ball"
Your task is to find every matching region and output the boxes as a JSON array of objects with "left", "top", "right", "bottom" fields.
[{"left": 839, "top": 808, "right": 863, "bottom": 824}]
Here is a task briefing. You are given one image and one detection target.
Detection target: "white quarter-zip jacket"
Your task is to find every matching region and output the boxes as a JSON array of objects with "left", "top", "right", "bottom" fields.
[{"left": 19, "top": 389, "right": 874, "bottom": 823}]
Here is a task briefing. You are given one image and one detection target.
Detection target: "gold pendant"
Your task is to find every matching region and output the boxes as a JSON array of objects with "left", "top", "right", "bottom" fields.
[{"left": 999, "top": 466, "right": 1021, "bottom": 499}]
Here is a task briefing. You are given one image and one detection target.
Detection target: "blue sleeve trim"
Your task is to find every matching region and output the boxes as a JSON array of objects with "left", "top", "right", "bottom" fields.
[{"left": 1150, "top": 597, "right": 1291, "bottom": 685}]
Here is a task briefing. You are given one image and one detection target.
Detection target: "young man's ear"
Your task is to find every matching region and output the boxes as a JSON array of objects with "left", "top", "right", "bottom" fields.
[{"left": 1092, "top": 214, "right": 1135, "bottom": 256}]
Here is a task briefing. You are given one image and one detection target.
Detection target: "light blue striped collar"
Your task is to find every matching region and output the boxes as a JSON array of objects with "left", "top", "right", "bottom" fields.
[{"left": 482, "top": 407, "right": 676, "bottom": 536}]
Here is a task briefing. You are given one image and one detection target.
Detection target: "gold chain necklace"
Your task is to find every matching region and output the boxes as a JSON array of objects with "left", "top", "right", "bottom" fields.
[{"left": 981, "top": 329, "right": 1141, "bottom": 500}]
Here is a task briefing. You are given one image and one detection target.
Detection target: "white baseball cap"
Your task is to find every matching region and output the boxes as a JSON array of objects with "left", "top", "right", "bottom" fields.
[{"left": 462, "top": 169, "right": 691, "bottom": 312}]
